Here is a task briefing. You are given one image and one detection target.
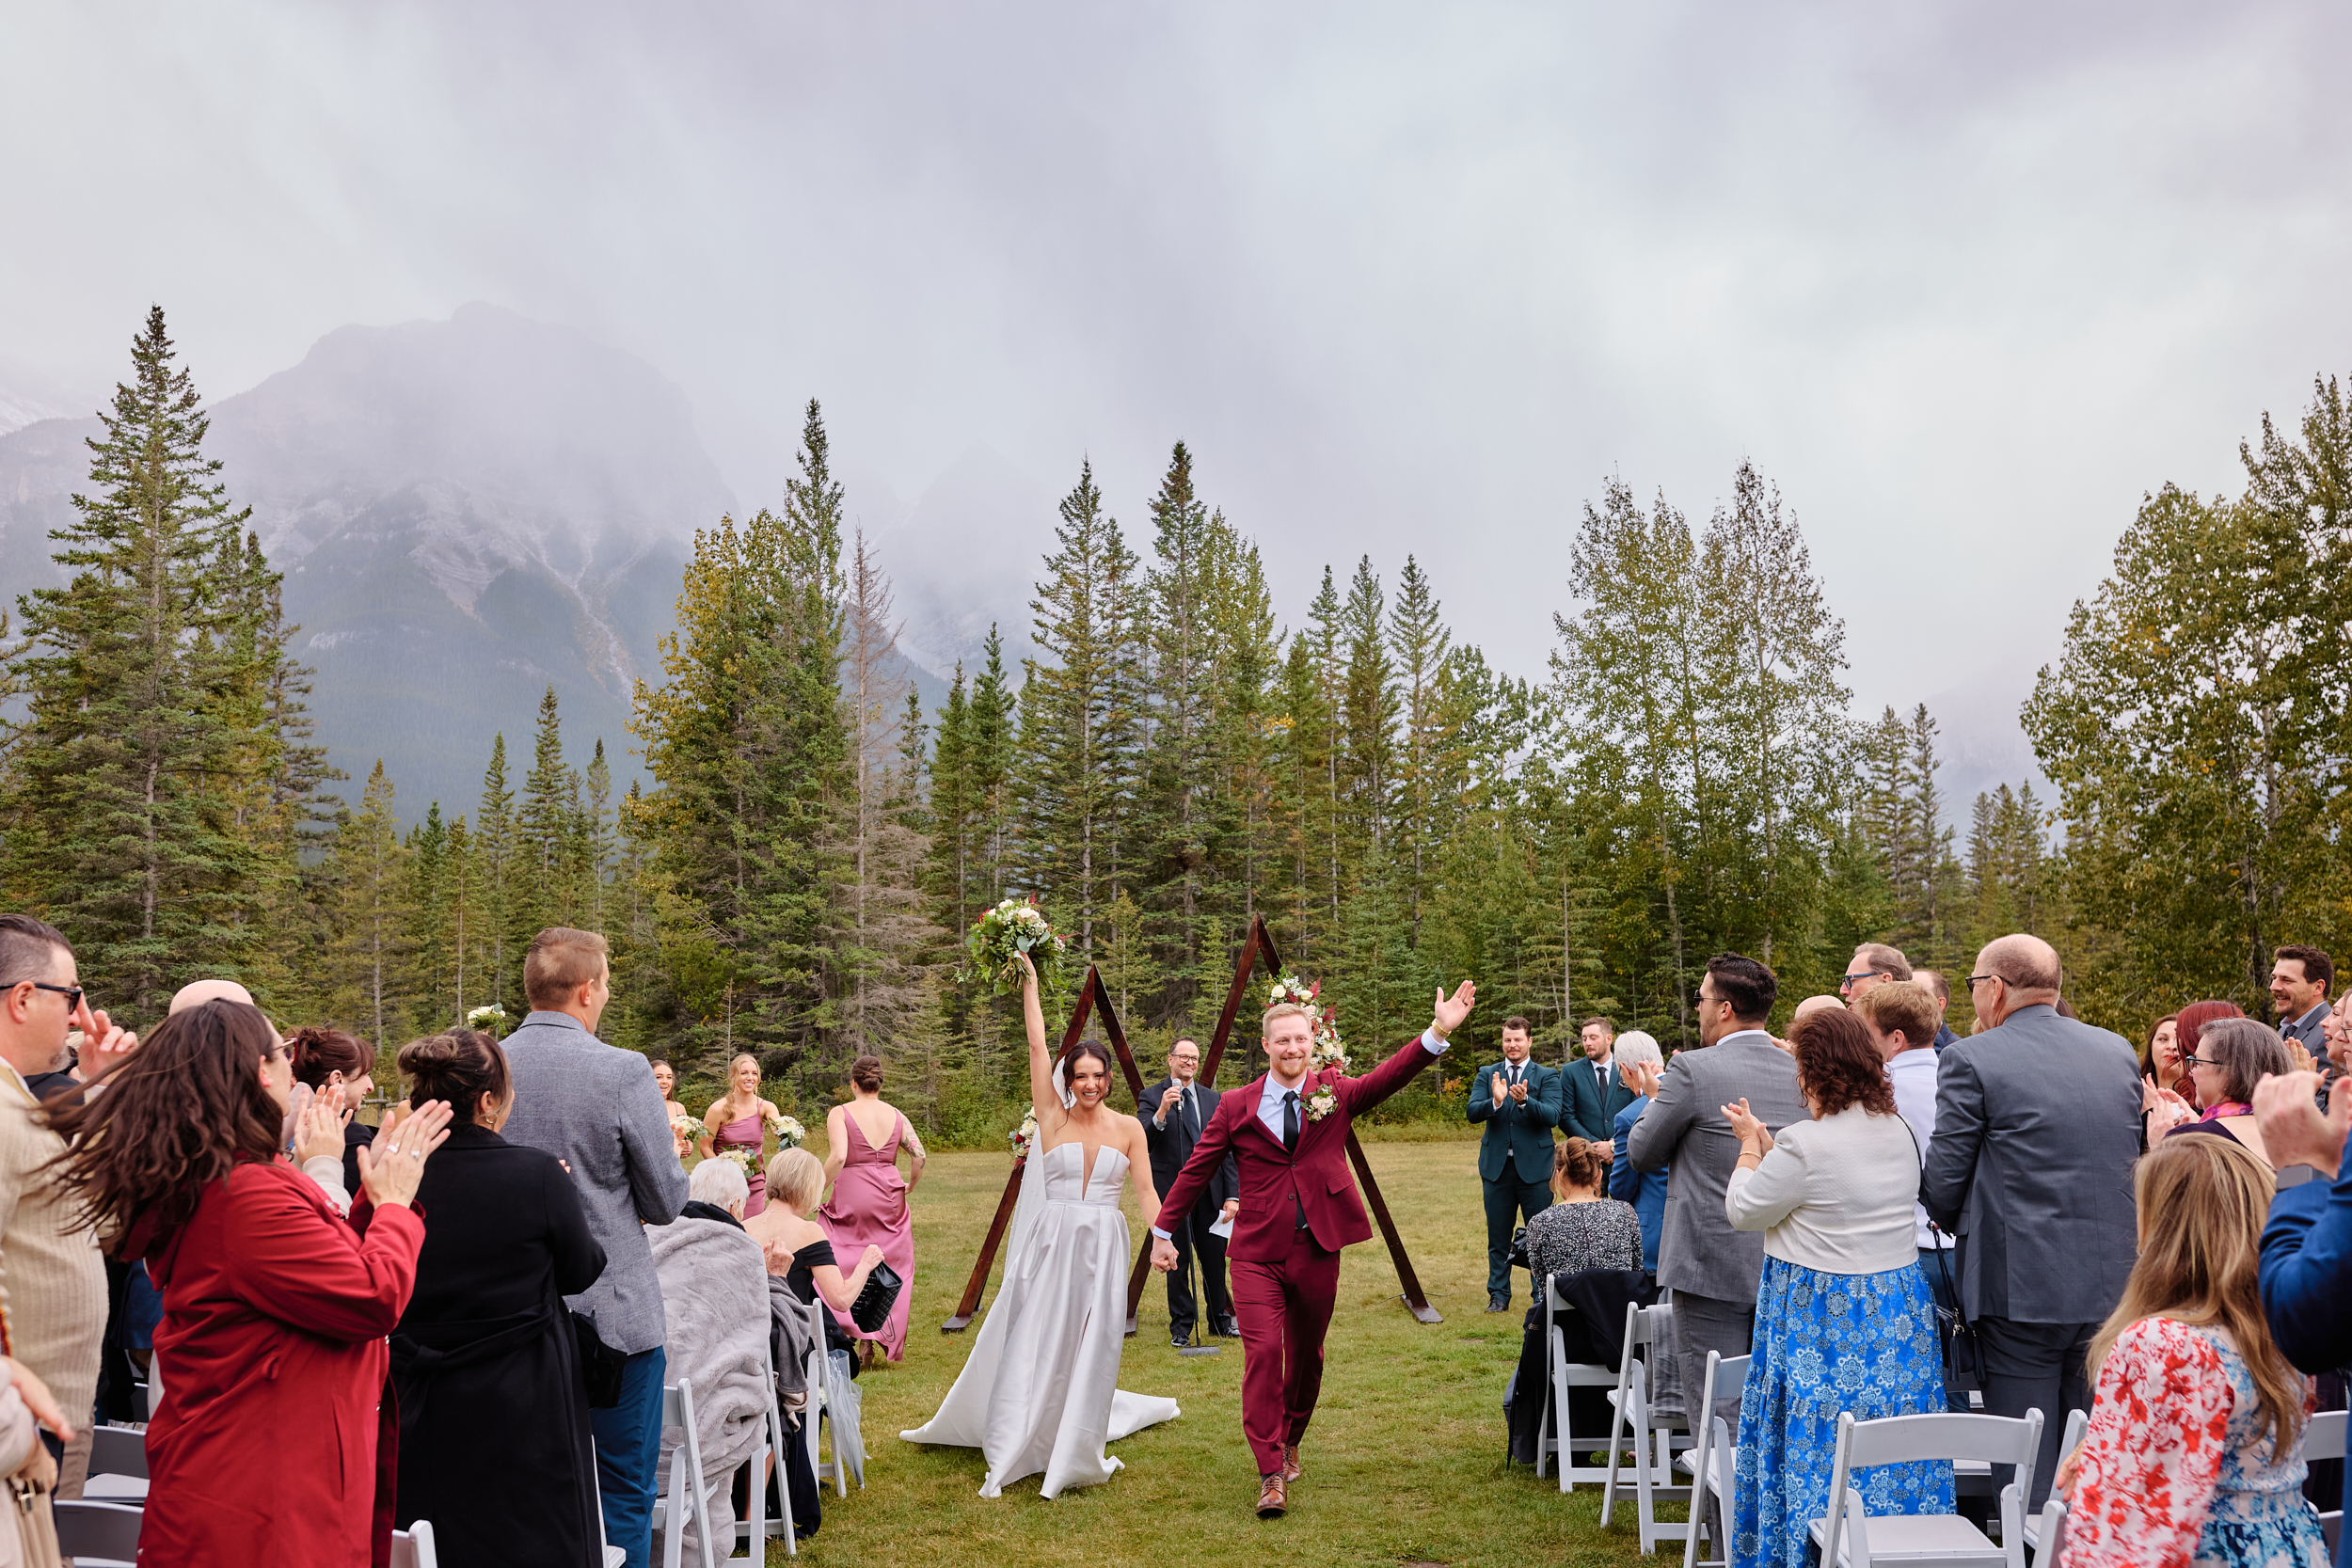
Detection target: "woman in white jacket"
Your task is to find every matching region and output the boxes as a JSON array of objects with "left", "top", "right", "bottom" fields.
[{"left": 1719, "top": 1006, "right": 1951, "bottom": 1568}]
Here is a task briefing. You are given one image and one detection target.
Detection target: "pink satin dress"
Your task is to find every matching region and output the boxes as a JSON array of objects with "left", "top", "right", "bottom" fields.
[
  {"left": 712, "top": 1113, "right": 767, "bottom": 1215},
  {"left": 819, "top": 1111, "right": 914, "bottom": 1360}
]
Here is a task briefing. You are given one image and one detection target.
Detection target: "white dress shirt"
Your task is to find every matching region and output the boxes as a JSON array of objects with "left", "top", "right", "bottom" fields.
[
  {"left": 1884, "top": 1047, "right": 1949, "bottom": 1250},
  {"left": 1152, "top": 1029, "right": 1450, "bottom": 1239}
]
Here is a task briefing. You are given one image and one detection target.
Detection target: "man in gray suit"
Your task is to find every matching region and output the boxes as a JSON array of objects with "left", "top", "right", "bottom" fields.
[
  {"left": 1626, "top": 952, "right": 1808, "bottom": 1425},
  {"left": 500, "top": 927, "right": 690, "bottom": 1568},
  {"left": 2272, "top": 944, "right": 2334, "bottom": 1056},
  {"left": 1923, "top": 933, "right": 2143, "bottom": 1512}
]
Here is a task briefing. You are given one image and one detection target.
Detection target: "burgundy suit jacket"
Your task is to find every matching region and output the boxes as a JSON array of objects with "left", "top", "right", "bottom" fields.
[{"left": 1156, "top": 1030, "right": 1438, "bottom": 1263}]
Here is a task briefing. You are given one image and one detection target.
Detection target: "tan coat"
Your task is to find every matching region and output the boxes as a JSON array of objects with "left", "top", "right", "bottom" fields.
[{"left": 0, "top": 1068, "right": 105, "bottom": 1434}]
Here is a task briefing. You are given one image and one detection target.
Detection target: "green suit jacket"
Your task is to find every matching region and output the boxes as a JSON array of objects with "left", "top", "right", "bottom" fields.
[
  {"left": 1469, "top": 1060, "right": 1563, "bottom": 1185},
  {"left": 1560, "top": 1053, "right": 1639, "bottom": 1144}
]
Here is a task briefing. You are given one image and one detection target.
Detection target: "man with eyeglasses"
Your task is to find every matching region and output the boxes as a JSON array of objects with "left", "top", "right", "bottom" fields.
[
  {"left": 1920, "top": 933, "right": 2143, "bottom": 1513},
  {"left": 1839, "top": 942, "right": 1911, "bottom": 1004},
  {"left": 1626, "top": 953, "right": 1808, "bottom": 1430},
  {"left": 0, "top": 912, "right": 137, "bottom": 1497}
]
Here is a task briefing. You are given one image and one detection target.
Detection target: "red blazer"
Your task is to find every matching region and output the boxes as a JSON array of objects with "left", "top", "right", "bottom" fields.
[
  {"left": 138, "top": 1159, "right": 426, "bottom": 1568},
  {"left": 1158, "top": 1031, "right": 1437, "bottom": 1262}
]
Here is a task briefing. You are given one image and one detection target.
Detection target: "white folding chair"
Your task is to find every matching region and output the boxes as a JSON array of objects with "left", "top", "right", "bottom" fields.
[
  {"left": 658, "top": 1378, "right": 719, "bottom": 1568},
  {"left": 732, "top": 1333, "right": 799, "bottom": 1559},
  {"left": 2019, "top": 1407, "right": 2088, "bottom": 1564},
  {"left": 1603, "top": 1300, "right": 1695, "bottom": 1552},
  {"left": 52, "top": 1498, "right": 143, "bottom": 1567},
  {"left": 2029, "top": 1498, "right": 2067, "bottom": 1568},
  {"left": 1810, "top": 1407, "right": 2044, "bottom": 1568},
  {"left": 2308, "top": 1408, "right": 2347, "bottom": 1556},
  {"left": 1536, "top": 1273, "right": 1624, "bottom": 1492},
  {"left": 803, "top": 1296, "right": 864, "bottom": 1495},
  {"left": 1678, "top": 1352, "right": 1749, "bottom": 1568},
  {"left": 391, "top": 1519, "right": 440, "bottom": 1568},
  {"left": 81, "top": 1422, "right": 150, "bottom": 1500}
]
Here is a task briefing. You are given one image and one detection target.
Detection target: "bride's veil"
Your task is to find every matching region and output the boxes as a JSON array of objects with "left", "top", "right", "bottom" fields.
[{"left": 1006, "top": 1053, "right": 1077, "bottom": 1264}]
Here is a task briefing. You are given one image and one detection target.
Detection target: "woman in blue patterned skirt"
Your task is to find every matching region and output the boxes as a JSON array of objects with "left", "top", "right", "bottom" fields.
[{"left": 1721, "top": 1007, "right": 1950, "bottom": 1568}]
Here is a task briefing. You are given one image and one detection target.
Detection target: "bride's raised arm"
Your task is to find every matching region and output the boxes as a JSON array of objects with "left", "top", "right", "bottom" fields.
[{"left": 1020, "top": 952, "right": 1062, "bottom": 1131}]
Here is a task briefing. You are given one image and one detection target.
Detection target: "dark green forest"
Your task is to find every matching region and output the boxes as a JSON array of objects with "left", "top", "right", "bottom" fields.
[{"left": 8, "top": 309, "right": 2347, "bottom": 1140}]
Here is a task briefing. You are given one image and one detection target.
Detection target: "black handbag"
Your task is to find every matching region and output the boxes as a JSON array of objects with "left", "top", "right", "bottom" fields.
[
  {"left": 850, "top": 1261, "right": 904, "bottom": 1336},
  {"left": 1508, "top": 1225, "right": 1532, "bottom": 1271},
  {"left": 571, "top": 1310, "right": 628, "bottom": 1410},
  {"left": 1929, "top": 1233, "right": 1985, "bottom": 1393}
]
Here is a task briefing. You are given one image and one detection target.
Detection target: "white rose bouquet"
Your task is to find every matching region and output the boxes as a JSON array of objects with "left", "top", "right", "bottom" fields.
[
  {"left": 1009, "top": 1107, "right": 1040, "bottom": 1162},
  {"left": 765, "top": 1112, "right": 806, "bottom": 1150},
  {"left": 464, "top": 1004, "right": 507, "bottom": 1037},
  {"left": 715, "top": 1148, "right": 759, "bottom": 1177},
  {"left": 963, "top": 895, "right": 1069, "bottom": 997},
  {"left": 1268, "top": 972, "right": 1349, "bottom": 1071}
]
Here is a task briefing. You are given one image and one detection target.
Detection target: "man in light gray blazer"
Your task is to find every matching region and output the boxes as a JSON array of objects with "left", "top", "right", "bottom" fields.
[
  {"left": 1626, "top": 952, "right": 1808, "bottom": 1425},
  {"left": 500, "top": 927, "right": 690, "bottom": 1568},
  {"left": 1923, "top": 933, "right": 2143, "bottom": 1513}
]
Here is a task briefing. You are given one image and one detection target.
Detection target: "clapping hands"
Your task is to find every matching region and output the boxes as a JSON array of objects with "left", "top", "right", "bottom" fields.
[
  {"left": 2254, "top": 1071, "right": 2352, "bottom": 1179},
  {"left": 293, "top": 1074, "right": 352, "bottom": 1163},
  {"left": 1722, "top": 1097, "right": 1774, "bottom": 1158},
  {"left": 357, "top": 1099, "right": 455, "bottom": 1209}
]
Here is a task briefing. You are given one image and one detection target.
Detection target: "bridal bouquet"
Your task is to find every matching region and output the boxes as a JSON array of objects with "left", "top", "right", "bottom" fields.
[
  {"left": 963, "top": 895, "right": 1069, "bottom": 997},
  {"left": 464, "top": 1004, "right": 507, "bottom": 1037},
  {"left": 1009, "top": 1108, "right": 1040, "bottom": 1162},
  {"left": 1267, "top": 973, "right": 1349, "bottom": 1071},
  {"left": 765, "top": 1112, "right": 806, "bottom": 1150}
]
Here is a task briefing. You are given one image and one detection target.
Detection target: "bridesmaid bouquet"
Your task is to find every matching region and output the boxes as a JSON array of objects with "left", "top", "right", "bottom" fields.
[
  {"left": 963, "top": 896, "right": 1069, "bottom": 997},
  {"left": 1009, "top": 1108, "right": 1040, "bottom": 1163},
  {"left": 1267, "top": 972, "right": 1350, "bottom": 1071},
  {"left": 766, "top": 1112, "right": 806, "bottom": 1150},
  {"left": 668, "top": 1110, "right": 699, "bottom": 1141},
  {"left": 464, "top": 1004, "right": 507, "bottom": 1038},
  {"left": 715, "top": 1148, "right": 760, "bottom": 1177}
]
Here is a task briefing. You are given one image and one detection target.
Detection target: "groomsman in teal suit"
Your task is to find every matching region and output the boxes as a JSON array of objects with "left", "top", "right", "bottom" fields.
[
  {"left": 1561, "top": 1016, "right": 1640, "bottom": 1156},
  {"left": 1470, "top": 1015, "right": 1563, "bottom": 1312}
]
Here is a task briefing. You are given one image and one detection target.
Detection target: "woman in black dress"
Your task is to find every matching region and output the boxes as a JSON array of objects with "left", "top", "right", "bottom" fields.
[{"left": 389, "top": 1029, "right": 607, "bottom": 1568}]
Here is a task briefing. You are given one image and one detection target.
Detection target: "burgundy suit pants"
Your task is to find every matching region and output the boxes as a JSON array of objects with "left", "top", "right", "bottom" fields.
[{"left": 1230, "top": 1226, "right": 1343, "bottom": 1478}]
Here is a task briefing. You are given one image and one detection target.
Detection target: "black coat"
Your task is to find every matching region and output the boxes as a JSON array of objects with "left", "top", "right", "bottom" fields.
[
  {"left": 1139, "top": 1077, "right": 1238, "bottom": 1207},
  {"left": 390, "top": 1122, "right": 608, "bottom": 1568}
]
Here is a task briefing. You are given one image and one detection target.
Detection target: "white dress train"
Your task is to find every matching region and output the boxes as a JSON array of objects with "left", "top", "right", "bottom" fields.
[{"left": 899, "top": 1139, "right": 1180, "bottom": 1497}]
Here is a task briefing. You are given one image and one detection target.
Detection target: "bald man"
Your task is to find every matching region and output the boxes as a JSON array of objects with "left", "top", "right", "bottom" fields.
[
  {"left": 168, "top": 978, "right": 254, "bottom": 1014},
  {"left": 1921, "top": 933, "right": 2143, "bottom": 1512}
]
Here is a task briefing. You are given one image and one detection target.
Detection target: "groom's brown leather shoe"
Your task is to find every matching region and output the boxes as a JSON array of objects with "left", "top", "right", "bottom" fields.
[
  {"left": 1256, "top": 1474, "right": 1287, "bottom": 1517},
  {"left": 1280, "top": 1445, "right": 1303, "bottom": 1482}
]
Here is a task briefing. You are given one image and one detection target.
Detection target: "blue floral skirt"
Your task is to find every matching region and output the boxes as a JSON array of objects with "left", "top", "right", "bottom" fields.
[{"left": 1731, "top": 1256, "right": 1954, "bottom": 1568}]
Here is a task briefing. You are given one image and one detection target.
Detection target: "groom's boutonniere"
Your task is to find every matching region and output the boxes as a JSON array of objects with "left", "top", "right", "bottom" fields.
[{"left": 1305, "top": 1082, "right": 1339, "bottom": 1122}]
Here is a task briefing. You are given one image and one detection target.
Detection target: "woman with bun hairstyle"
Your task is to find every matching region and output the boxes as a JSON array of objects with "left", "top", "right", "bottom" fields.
[
  {"left": 284, "top": 1023, "right": 377, "bottom": 1194},
  {"left": 389, "top": 1029, "right": 608, "bottom": 1568},
  {"left": 1519, "top": 1136, "right": 1643, "bottom": 1284},
  {"left": 818, "top": 1054, "right": 925, "bottom": 1364},
  {"left": 47, "top": 1000, "right": 454, "bottom": 1568}
]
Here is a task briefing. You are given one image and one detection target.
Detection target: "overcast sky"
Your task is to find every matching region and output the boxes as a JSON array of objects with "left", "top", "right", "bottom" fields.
[{"left": 5, "top": 0, "right": 2347, "bottom": 726}]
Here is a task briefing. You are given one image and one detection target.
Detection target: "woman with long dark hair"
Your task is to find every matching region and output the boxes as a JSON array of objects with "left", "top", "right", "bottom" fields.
[
  {"left": 48, "top": 1000, "right": 453, "bottom": 1566},
  {"left": 389, "top": 1029, "right": 606, "bottom": 1568}
]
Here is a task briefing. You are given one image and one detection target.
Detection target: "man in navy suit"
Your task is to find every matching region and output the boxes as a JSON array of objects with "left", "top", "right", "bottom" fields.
[
  {"left": 1560, "top": 1016, "right": 1639, "bottom": 1161},
  {"left": 2256, "top": 1069, "right": 2352, "bottom": 1564},
  {"left": 1140, "top": 1037, "right": 1238, "bottom": 1346}
]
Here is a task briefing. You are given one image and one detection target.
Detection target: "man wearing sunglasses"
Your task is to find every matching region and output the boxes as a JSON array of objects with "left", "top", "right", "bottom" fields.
[
  {"left": 1838, "top": 942, "right": 1911, "bottom": 1004},
  {"left": 0, "top": 912, "right": 138, "bottom": 1495}
]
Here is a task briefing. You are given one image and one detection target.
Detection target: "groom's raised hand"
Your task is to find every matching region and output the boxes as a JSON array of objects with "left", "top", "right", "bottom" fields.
[
  {"left": 1433, "top": 980, "right": 1476, "bottom": 1038},
  {"left": 1151, "top": 1236, "right": 1179, "bottom": 1273}
]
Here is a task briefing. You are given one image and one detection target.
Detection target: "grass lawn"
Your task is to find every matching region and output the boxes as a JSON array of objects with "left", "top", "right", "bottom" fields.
[{"left": 762, "top": 1132, "right": 1664, "bottom": 1568}]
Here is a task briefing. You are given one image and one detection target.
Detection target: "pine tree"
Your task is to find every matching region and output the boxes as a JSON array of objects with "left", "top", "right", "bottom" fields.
[
  {"left": 517, "top": 686, "right": 572, "bottom": 933},
  {"left": 1387, "top": 554, "right": 1454, "bottom": 943},
  {"left": 477, "top": 735, "right": 517, "bottom": 1014},
  {"left": 326, "top": 761, "right": 411, "bottom": 1059}
]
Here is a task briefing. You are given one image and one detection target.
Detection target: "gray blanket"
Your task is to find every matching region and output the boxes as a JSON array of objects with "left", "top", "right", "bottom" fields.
[{"left": 651, "top": 1215, "right": 771, "bottom": 1554}]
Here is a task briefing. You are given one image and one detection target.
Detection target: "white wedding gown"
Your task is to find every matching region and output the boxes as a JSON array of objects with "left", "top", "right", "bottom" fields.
[{"left": 900, "top": 1139, "right": 1181, "bottom": 1497}]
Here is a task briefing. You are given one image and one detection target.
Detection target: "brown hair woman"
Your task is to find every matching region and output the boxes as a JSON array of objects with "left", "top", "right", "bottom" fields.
[{"left": 817, "top": 1054, "right": 927, "bottom": 1366}]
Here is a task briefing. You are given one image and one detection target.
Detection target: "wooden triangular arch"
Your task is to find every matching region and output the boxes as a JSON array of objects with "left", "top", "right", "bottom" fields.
[
  {"left": 941, "top": 962, "right": 1148, "bottom": 1331},
  {"left": 1119, "top": 914, "right": 1443, "bottom": 1328}
]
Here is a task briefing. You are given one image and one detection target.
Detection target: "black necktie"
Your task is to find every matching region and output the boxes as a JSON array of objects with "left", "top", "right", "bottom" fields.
[
  {"left": 1183, "top": 1085, "right": 1199, "bottom": 1135},
  {"left": 1598, "top": 1062, "right": 1609, "bottom": 1096},
  {"left": 1282, "top": 1090, "right": 1299, "bottom": 1151}
]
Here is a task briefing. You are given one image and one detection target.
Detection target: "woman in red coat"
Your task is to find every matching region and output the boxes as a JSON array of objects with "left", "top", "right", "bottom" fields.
[{"left": 50, "top": 1000, "right": 453, "bottom": 1567}]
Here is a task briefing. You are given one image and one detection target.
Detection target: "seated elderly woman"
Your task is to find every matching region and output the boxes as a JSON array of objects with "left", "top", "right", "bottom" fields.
[
  {"left": 2167, "top": 1017, "right": 2296, "bottom": 1166},
  {"left": 649, "top": 1156, "right": 773, "bottom": 1560}
]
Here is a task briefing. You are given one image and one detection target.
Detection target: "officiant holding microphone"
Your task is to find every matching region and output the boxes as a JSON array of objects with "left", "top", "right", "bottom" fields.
[{"left": 1141, "top": 1037, "right": 1240, "bottom": 1345}]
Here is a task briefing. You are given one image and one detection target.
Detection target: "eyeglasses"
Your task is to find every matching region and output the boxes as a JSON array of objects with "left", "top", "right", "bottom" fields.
[
  {"left": 1839, "top": 971, "right": 1886, "bottom": 988},
  {"left": 2178, "top": 1052, "right": 2217, "bottom": 1069},
  {"left": 1965, "top": 973, "right": 2006, "bottom": 990},
  {"left": 23, "top": 981, "right": 83, "bottom": 1011}
]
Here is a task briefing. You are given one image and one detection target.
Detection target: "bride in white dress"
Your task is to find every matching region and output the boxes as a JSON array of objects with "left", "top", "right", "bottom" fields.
[{"left": 900, "top": 954, "right": 1180, "bottom": 1497}]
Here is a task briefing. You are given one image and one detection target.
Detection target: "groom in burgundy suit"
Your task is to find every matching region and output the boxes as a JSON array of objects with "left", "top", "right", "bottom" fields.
[{"left": 1153, "top": 980, "right": 1477, "bottom": 1517}]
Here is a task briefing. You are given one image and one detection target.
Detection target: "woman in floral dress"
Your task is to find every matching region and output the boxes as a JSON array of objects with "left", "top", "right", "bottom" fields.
[{"left": 2059, "top": 1133, "right": 2328, "bottom": 1568}]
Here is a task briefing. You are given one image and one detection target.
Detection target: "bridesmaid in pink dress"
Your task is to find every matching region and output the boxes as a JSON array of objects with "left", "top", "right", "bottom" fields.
[
  {"left": 698, "top": 1053, "right": 784, "bottom": 1216},
  {"left": 819, "top": 1055, "right": 927, "bottom": 1364}
]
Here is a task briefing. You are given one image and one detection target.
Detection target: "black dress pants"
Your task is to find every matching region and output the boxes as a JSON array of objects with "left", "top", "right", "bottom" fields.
[
  {"left": 1977, "top": 1315, "right": 2097, "bottom": 1511},
  {"left": 1165, "top": 1198, "right": 1234, "bottom": 1338}
]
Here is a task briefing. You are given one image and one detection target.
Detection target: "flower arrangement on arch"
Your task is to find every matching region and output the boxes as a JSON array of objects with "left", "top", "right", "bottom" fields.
[
  {"left": 1009, "top": 1108, "right": 1040, "bottom": 1163},
  {"left": 1266, "top": 972, "right": 1349, "bottom": 1072},
  {"left": 963, "top": 896, "right": 1069, "bottom": 997},
  {"left": 765, "top": 1112, "right": 806, "bottom": 1150}
]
